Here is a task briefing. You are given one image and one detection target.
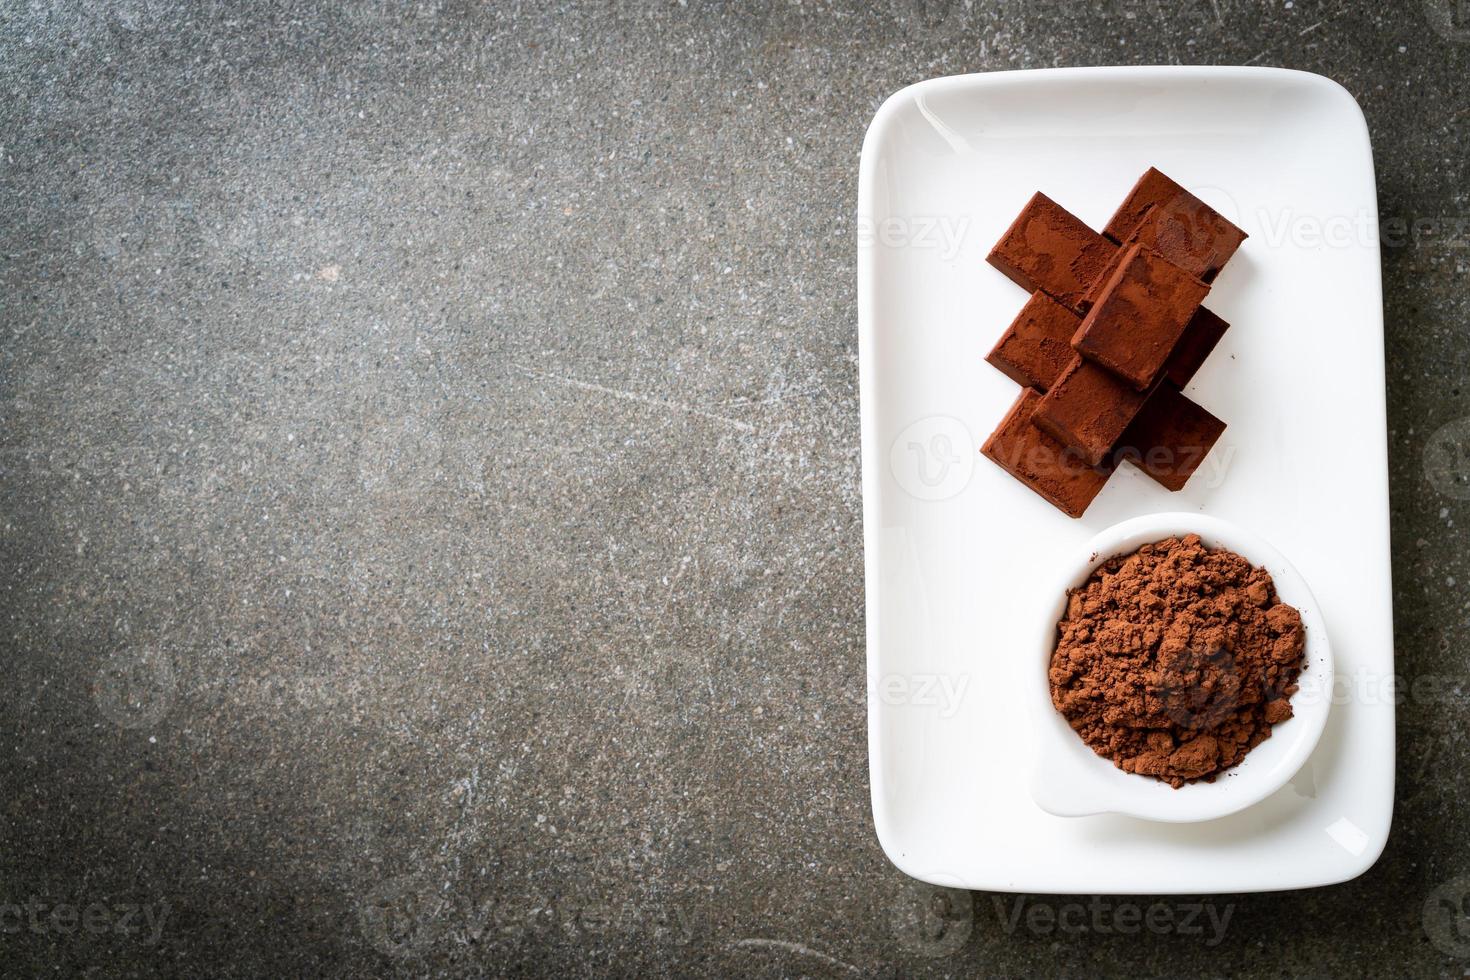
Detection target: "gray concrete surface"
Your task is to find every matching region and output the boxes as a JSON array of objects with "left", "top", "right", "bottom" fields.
[{"left": 1, "top": 0, "right": 1468, "bottom": 976}]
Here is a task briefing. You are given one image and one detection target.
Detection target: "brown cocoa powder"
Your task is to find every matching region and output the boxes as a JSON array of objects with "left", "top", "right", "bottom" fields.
[{"left": 1049, "top": 533, "right": 1306, "bottom": 788}]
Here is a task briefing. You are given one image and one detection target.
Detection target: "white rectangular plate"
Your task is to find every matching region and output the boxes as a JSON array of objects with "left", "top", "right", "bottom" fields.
[{"left": 859, "top": 67, "right": 1393, "bottom": 894}]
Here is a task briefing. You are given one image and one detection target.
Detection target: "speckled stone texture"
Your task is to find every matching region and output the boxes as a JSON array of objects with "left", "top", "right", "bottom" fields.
[{"left": 2, "top": 1, "right": 1468, "bottom": 976}]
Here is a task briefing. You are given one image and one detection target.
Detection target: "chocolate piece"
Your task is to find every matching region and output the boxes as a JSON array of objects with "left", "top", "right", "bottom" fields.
[
  {"left": 1072, "top": 244, "right": 1210, "bottom": 391},
  {"left": 986, "top": 192, "right": 1118, "bottom": 314},
  {"left": 1103, "top": 167, "right": 1247, "bottom": 283},
  {"left": 982, "top": 389, "right": 1111, "bottom": 519},
  {"left": 1032, "top": 357, "right": 1154, "bottom": 467},
  {"left": 1163, "top": 306, "right": 1229, "bottom": 388},
  {"left": 1114, "top": 384, "right": 1227, "bottom": 491},
  {"left": 985, "top": 291, "right": 1077, "bottom": 392}
]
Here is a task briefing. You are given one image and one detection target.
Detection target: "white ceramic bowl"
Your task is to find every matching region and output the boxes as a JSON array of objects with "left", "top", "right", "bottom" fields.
[{"left": 1028, "top": 512, "right": 1334, "bottom": 823}]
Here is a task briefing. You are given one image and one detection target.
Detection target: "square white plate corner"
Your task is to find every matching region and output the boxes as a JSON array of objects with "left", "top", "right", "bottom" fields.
[{"left": 859, "top": 67, "right": 1393, "bottom": 894}]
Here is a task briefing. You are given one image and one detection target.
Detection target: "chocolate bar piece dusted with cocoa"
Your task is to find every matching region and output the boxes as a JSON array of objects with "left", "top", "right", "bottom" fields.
[
  {"left": 1033, "top": 357, "right": 1155, "bottom": 468},
  {"left": 982, "top": 389, "right": 1112, "bottom": 518},
  {"left": 1114, "top": 383, "right": 1228, "bottom": 492},
  {"left": 1164, "top": 306, "right": 1229, "bottom": 389},
  {"left": 1103, "top": 166, "right": 1247, "bottom": 283},
  {"left": 1072, "top": 243, "right": 1210, "bottom": 391},
  {"left": 985, "top": 291, "right": 1079, "bottom": 392},
  {"left": 986, "top": 192, "right": 1118, "bottom": 315}
]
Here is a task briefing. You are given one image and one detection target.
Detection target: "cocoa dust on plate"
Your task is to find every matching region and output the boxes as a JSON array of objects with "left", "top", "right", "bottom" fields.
[{"left": 1049, "top": 533, "right": 1307, "bottom": 788}]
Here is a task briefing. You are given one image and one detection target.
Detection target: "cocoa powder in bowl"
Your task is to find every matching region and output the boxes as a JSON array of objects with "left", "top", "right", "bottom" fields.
[{"left": 1049, "top": 533, "right": 1307, "bottom": 788}]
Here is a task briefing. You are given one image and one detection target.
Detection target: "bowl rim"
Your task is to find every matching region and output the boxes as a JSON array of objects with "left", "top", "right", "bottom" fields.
[{"left": 1028, "top": 512, "right": 1335, "bottom": 823}]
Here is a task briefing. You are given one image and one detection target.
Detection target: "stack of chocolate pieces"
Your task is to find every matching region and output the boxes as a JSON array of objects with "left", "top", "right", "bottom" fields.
[{"left": 980, "top": 168, "right": 1246, "bottom": 517}]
